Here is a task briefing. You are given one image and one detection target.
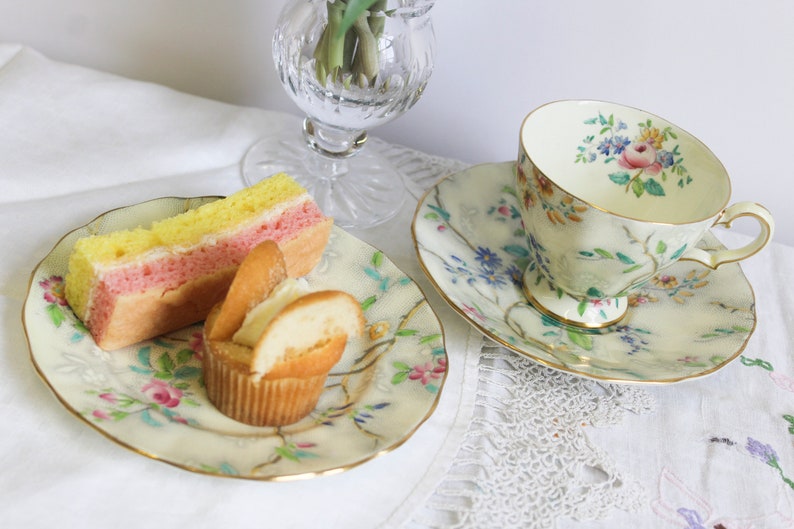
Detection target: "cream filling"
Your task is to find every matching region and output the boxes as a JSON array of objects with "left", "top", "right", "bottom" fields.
[{"left": 232, "top": 277, "right": 311, "bottom": 348}]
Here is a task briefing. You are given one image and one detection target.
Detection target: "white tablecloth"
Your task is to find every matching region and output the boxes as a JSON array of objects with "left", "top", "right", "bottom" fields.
[{"left": 2, "top": 44, "right": 794, "bottom": 529}]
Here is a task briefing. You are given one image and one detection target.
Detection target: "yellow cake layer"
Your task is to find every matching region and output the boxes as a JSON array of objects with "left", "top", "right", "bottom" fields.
[{"left": 65, "top": 173, "right": 308, "bottom": 319}]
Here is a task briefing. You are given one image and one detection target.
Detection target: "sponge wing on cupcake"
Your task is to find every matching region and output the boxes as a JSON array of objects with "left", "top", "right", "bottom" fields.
[{"left": 203, "top": 240, "right": 365, "bottom": 427}]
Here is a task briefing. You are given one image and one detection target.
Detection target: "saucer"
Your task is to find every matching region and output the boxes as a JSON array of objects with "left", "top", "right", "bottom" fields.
[
  {"left": 412, "top": 162, "right": 756, "bottom": 384},
  {"left": 24, "top": 196, "right": 447, "bottom": 480}
]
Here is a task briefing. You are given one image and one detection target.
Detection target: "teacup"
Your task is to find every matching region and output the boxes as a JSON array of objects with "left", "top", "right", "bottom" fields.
[{"left": 515, "top": 100, "right": 774, "bottom": 328}]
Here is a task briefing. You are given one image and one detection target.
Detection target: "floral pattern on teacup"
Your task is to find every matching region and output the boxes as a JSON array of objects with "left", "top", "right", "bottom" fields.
[
  {"left": 517, "top": 156, "right": 588, "bottom": 225},
  {"left": 575, "top": 112, "right": 693, "bottom": 198}
]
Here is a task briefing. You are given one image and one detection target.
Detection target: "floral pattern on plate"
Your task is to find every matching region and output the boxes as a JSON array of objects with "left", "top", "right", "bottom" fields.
[
  {"left": 25, "top": 196, "right": 446, "bottom": 480},
  {"left": 412, "top": 162, "right": 756, "bottom": 384}
]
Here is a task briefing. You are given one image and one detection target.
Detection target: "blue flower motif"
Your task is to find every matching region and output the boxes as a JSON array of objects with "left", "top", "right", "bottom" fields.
[
  {"left": 597, "top": 138, "right": 612, "bottom": 156},
  {"left": 746, "top": 437, "right": 778, "bottom": 465},
  {"left": 477, "top": 270, "right": 508, "bottom": 288},
  {"left": 657, "top": 149, "right": 675, "bottom": 168},
  {"left": 616, "top": 120, "right": 628, "bottom": 131},
  {"left": 475, "top": 246, "right": 503, "bottom": 272},
  {"left": 612, "top": 135, "right": 631, "bottom": 155},
  {"left": 676, "top": 508, "right": 707, "bottom": 529},
  {"left": 444, "top": 255, "right": 473, "bottom": 285},
  {"left": 615, "top": 325, "right": 650, "bottom": 354},
  {"left": 505, "top": 264, "right": 523, "bottom": 287},
  {"left": 527, "top": 234, "right": 553, "bottom": 280}
]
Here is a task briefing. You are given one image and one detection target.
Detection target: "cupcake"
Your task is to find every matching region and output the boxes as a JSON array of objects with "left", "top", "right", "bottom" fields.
[{"left": 202, "top": 241, "right": 364, "bottom": 426}]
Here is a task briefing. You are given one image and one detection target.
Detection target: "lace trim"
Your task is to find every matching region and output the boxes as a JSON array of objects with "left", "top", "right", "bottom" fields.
[{"left": 409, "top": 339, "right": 655, "bottom": 528}]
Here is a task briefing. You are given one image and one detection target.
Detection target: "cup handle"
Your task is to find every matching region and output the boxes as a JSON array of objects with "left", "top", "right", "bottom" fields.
[{"left": 680, "top": 202, "right": 775, "bottom": 269}]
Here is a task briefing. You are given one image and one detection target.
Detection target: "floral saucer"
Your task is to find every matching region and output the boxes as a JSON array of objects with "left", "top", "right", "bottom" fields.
[
  {"left": 24, "top": 196, "right": 446, "bottom": 480},
  {"left": 412, "top": 162, "right": 756, "bottom": 384}
]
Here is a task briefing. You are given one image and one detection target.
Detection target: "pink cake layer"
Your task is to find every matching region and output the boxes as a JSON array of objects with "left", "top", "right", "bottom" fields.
[{"left": 85, "top": 199, "right": 325, "bottom": 338}]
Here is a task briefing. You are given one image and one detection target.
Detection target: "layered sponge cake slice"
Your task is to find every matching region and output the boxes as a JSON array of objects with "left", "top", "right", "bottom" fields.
[{"left": 64, "top": 173, "right": 332, "bottom": 351}]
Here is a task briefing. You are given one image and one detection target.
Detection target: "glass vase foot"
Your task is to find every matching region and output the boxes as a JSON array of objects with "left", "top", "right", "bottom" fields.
[{"left": 241, "top": 127, "right": 405, "bottom": 230}]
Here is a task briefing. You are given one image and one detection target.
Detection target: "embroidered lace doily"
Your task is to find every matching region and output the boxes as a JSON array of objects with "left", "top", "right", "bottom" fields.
[{"left": 408, "top": 339, "right": 654, "bottom": 528}]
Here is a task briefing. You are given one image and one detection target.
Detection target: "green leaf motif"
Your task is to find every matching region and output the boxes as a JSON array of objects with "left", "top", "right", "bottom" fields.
[
  {"left": 644, "top": 178, "right": 666, "bottom": 196},
  {"left": 173, "top": 366, "right": 202, "bottom": 380},
  {"left": 393, "top": 361, "right": 411, "bottom": 371},
  {"left": 586, "top": 287, "right": 604, "bottom": 298},
  {"left": 46, "top": 304, "right": 65, "bottom": 327},
  {"left": 275, "top": 446, "right": 300, "bottom": 462},
  {"left": 371, "top": 251, "right": 384, "bottom": 268},
  {"left": 176, "top": 348, "right": 193, "bottom": 365},
  {"left": 419, "top": 334, "right": 442, "bottom": 344},
  {"left": 594, "top": 248, "right": 613, "bottom": 259},
  {"left": 567, "top": 329, "right": 594, "bottom": 351},
  {"left": 391, "top": 371, "right": 409, "bottom": 384},
  {"left": 655, "top": 240, "right": 667, "bottom": 254},
  {"left": 609, "top": 172, "right": 631, "bottom": 185},
  {"left": 740, "top": 356, "right": 774, "bottom": 371},
  {"left": 157, "top": 353, "right": 174, "bottom": 373},
  {"left": 503, "top": 244, "right": 530, "bottom": 258},
  {"left": 631, "top": 177, "right": 645, "bottom": 197},
  {"left": 137, "top": 346, "right": 152, "bottom": 368},
  {"left": 616, "top": 252, "right": 635, "bottom": 264},
  {"left": 427, "top": 204, "right": 450, "bottom": 221},
  {"left": 361, "top": 296, "right": 377, "bottom": 311},
  {"left": 502, "top": 185, "right": 518, "bottom": 197},
  {"left": 141, "top": 409, "right": 163, "bottom": 427},
  {"left": 670, "top": 244, "right": 688, "bottom": 260}
]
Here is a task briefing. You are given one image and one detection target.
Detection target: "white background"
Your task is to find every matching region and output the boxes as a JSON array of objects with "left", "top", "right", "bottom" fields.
[{"left": 2, "top": 0, "right": 792, "bottom": 245}]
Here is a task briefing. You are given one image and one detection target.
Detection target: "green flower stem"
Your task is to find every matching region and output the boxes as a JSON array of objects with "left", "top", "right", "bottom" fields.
[
  {"left": 351, "top": 13, "right": 378, "bottom": 85},
  {"left": 313, "top": 0, "right": 385, "bottom": 88},
  {"left": 367, "top": 0, "right": 387, "bottom": 40},
  {"left": 314, "top": 1, "right": 345, "bottom": 82}
]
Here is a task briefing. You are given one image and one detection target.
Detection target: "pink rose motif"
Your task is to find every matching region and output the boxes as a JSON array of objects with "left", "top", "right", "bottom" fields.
[
  {"left": 188, "top": 331, "right": 204, "bottom": 359},
  {"left": 141, "top": 379, "right": 183, "bottom": 408},
  {"left": 39, "top": 276, "right": 68, "bottom": 306},
  {"left": 409, "top": 359, "right": 447, "bottom": 385},
  {"left": 92, "top": 409, "right": 111, "bottom": 420},
  {"left": 99, "top": 392, "right": 117, "bottom": 404},
  {"left": 618, "top": 142, "right": 662, "bottom": 176}
]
